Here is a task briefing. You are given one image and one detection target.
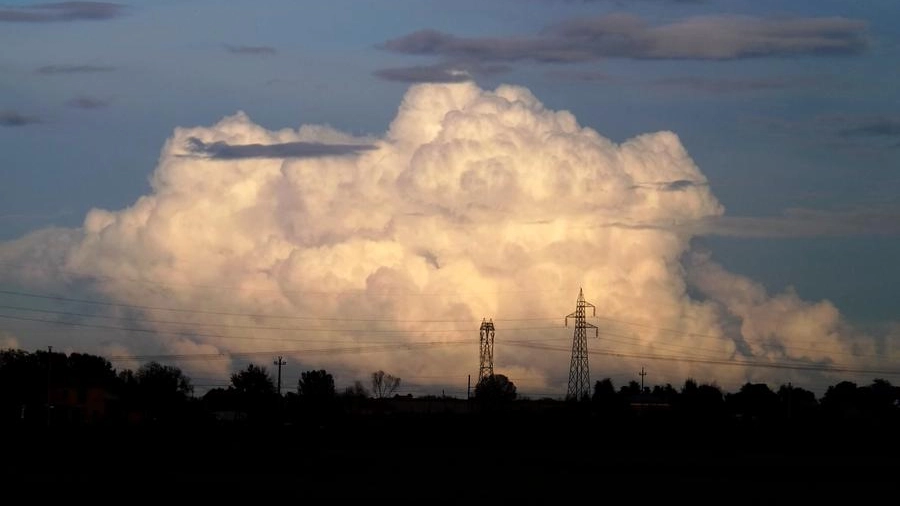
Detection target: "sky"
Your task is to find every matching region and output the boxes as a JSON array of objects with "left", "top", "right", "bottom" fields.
[{"left": 1, "top": 0, "right": 898, "bottom": 399}]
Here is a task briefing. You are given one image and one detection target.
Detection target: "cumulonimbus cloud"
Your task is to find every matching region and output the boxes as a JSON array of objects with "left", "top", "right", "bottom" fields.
[{"left": 0, "top": 82, "right": 893, "bottom": 396}]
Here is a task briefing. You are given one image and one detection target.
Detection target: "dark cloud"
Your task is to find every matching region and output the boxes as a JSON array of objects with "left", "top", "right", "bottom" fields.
[
  {"left": 373, "top": 61, "right": 510, "bottom": 83},
  {"left": 379, "top": 14, "right": 868, "bottom": 63},
  {"left": 66, "top": 96, "right": 109, "bottom": 109},
  {"left": 661, "top": 180, "right": 700, "bottom": 191},
  {"left": 839, "top": 117, "right": 900, "bottom": 138},
  {"left": 184, "top": 137, "right": 377, "bottom": 160},
  {"left": 225, "top": 45, "right": 277, "bottom": 56},
  {"left": 0, "top": 111, "right": 41, "bottom": 126},
  {"left": 633, "top": 180, "right": 706, "bottom": 192},
  {"left": 0, "top": 2, "right": 125, "bottom": 22},
  {"left": 36, "top": 64, "right": 116, "bottom": 75},
  {"left": 375, "top": 65, "right": 473, "bottom": 83},
  {"left": 702, "top": 208, "right": 900, "bottom": 238}
]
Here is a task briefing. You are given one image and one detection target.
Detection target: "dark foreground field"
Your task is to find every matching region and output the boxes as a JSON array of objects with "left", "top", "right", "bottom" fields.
[{"left": 3, "top": 413, "right": 896, "bottom": 504}]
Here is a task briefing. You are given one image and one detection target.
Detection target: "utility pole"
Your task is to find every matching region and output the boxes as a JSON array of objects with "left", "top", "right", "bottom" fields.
[
  {"left": 273, "top": 356, "right": 286, "bottom": 396},
  {"left": 639, "top": 366, "right": 647, "bottom": 393},
  {"left": 46, "top": 345, "right": 52, "bottom": 428}
]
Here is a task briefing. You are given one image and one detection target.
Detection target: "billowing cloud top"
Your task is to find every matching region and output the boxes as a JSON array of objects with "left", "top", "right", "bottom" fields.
[{"left": 0, "top": 82, "right": 892, "bottom": 395}]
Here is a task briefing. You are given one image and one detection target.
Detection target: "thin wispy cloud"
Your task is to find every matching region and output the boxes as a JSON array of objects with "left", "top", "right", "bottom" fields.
[
  {"left": 698, "top": 207, "right": 900, "bottom": 238},
  {"left": 0, "top": 2, "right": 125, "bottom": 23},
  {"left": 0, "top": 110, "right": 41, "bottom": 126},
  {"left": 374, "top": 61, "right": 510, "bottom": 83},
  {"left": 839, "top": 117, "right": 900, "bottom": 138},
  {"left": 36, "top": 64, "right": 116, "bottom": 75},
  {"left": 224, "top": 44, "right": 277, "bottom": 56},
  {"left": 375, "top": 65, "right": 473, "bottom": 83},
  {"left": 184, "top": 137, "right": 376, "bottom": 160},
  {"left": 66, "top": 96, "right": 109, "bottom": 109},
  {"left": 632, "top": 179, "right": 707, "bottom": 192},
  {"left": 379, "top": 13, "right": 868, "bottom": 63}
]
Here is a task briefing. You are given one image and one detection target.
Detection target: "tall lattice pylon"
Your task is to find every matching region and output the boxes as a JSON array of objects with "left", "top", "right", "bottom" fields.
[
  {"left": 479, "top": 318, "right": 495, "bottom": 382},
  {"left": 565, "top": 288, "right": 597, "bottom": 401}
]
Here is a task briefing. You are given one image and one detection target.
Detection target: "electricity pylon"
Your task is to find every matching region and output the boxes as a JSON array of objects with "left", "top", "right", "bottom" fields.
[
  {"left": 479, "top": 318, "right": 495, "bottom": 382},
  {"left": 565, "top": 288, "right": 597, "bottom": 401}
]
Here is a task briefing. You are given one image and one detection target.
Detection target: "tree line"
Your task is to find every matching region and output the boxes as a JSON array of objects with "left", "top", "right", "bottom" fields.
[{"left": 1, "top": 347, "right": 897, "bottom": 428}]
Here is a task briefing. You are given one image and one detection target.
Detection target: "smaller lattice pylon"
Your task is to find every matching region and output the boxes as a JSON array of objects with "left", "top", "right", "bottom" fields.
[
  {"left": 478, "top": 318, "right": 495, "bottom": 382},
  {"left": 565, "top": 288, "right": 598, "bottom": 401}
]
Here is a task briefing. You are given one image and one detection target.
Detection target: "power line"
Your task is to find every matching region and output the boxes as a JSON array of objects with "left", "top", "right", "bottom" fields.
[
  {"left": 0, "top": 313, "right": 561, "bottom": 342},
  {"left": 104, "top": 340, "right": 474, "bottom": 362},
  {"left": 0, "top": 304, "right": 562, "bottom": 334},
  {"left": 0, "top": 288, "right": 563, "bottom": 323},
  {"left": 4, "top": 312, "right": 895, "bottom": 378},
  {"left": 0, "top": 263, "right": 575, "bottom": 298},
  {"left": 505, "top": 340, "right": 900, "bottom": 377}
]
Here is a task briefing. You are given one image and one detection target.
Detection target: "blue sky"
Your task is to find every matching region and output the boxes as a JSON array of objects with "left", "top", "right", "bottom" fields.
[{"left": 1, "top": 0, "right": 898, "bottom": 395}]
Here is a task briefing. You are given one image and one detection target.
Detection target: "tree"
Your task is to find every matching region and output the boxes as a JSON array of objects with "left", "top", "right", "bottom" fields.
[
  {"left": 677, "top": 379, "right": 725, "bottom": 419},
  {"left": 777, "top": 383, "right": 818, "bottom": 421},
  {"left": 0, "top": 349, "right": 44, "bottom": 423},
  {"left": 120, "top": 361, "right": 193, "bottom": 423},
  {"left": 474, "top": 374, "right": 517, "bottom": 405},
  {"left": 230, "top": 364, "right": 275, "bottom": 397},
  {"left": 371, "top": 370, "right": 401, "bottom": 399},
  {"left": 343, "top": 380, "right": 369, "bottom": 399},
  {"left": 726, "top": 382, "right": 780, "bottom": 422},
  {"left": 298, "top": 369, "right": 335, "bottom": 399},
  {"left": 821, "top": 380, "right": 860, "bottom": 419},
  {"left": 591, "top": 377, "right": 626, "bottom": 417},
  {"left": 227, "top": 363, "right": 277, "bottom": 423}
]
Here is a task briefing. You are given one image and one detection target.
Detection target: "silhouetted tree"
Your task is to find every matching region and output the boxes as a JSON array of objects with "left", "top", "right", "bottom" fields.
[
  {"left": 66, "top": 352, "right": 118, "bottom": 389},
  {"left": 120, "top": 361, "right": 193, "bottom": 424},
  {"left": 860, "top": 378, "right": 900, "bottom": 421},
  {"left": 618, "top": 380, "right": 642, "bottom": 398},
  {"left": 298, "top": 369, "right": 335, "bottom": 399},
  {"left": 371, "top": 370, "right": 401, "bottom": 399},
  {"left": 294, "top": 369, "right": 337, "bottom": 423},
  {"left": 821, "top": 380, "right": 860, "bottom": 420},
  {"left": 651, "top": 383, "right": 678, "bottom": 405},
  {"left": 227, "top": 363, "right": 277, "bottom": 423},
  {"left": 0, "top": 348, "right": 44, "bottom": 423},
  {"left": 677, "top": 378, "right": 725, "bottom": 420},
  {"left": 343, "top": 380, "right": 369, "bottom": 398},
  {"left": 592, "top": 377, "right": 626, "bottom": 417},
  {"left": 474, "top": 374, "right": 517, "bottom": 405},
  {"left": 777, "top": 383, "right": 818, "bottom": 421},
  {"left": 231, "top": 364, "right": 276, "bottom": 397},
  {"left": 727, "top": 382, "right": 780, "bottom": 422}
]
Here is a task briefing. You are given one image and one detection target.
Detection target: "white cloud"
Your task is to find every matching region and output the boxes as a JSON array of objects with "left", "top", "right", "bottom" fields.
[{"left": 0, "top": 82, "right": 892, "bottom": 396}]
